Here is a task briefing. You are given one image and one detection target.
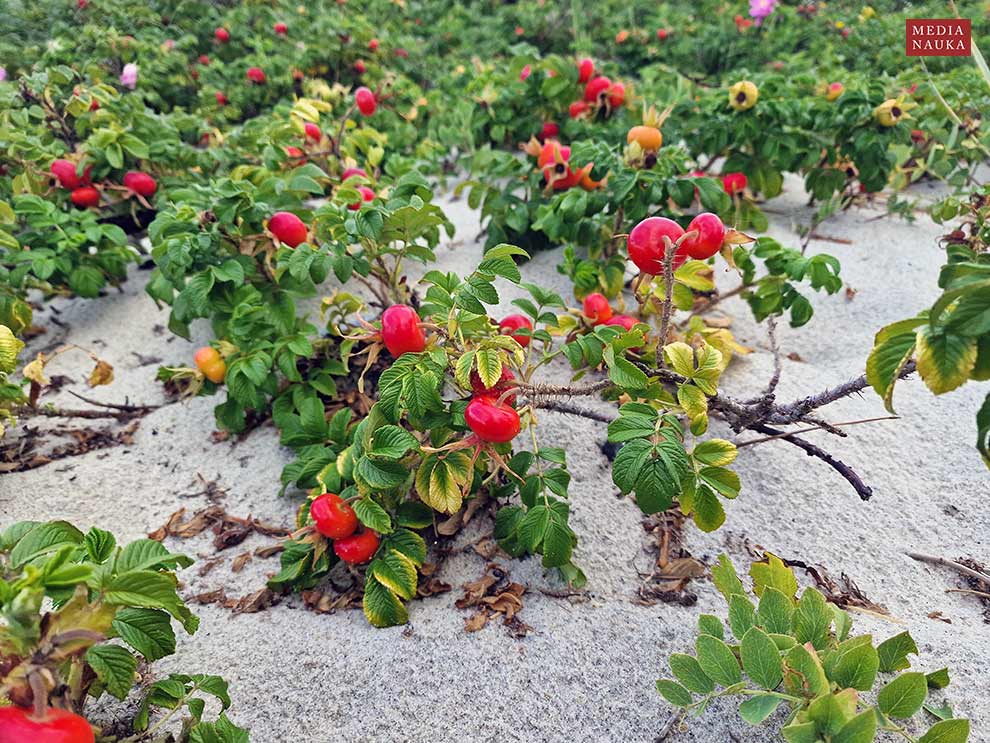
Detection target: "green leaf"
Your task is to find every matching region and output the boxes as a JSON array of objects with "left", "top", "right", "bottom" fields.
[
  {"left": 112, "top": 608, "right": 176, "bottom": 661},
  {"left": 362, "top": 576, "right": 408, "bottom": 627},
  {"left": 669, "top": 653, "right": 714, "bottom": 694},
  {"left": 656, "top": 679, "right": 693, "bottom": 707},
  {"left": 371, "top": 549, "right": 418, "bottom": 600},
  {"left": 698, "top": 614, "right": 724, "bottom": 640},
  {"left": 877, "top": 631, "right": 918, "bottom": 672},
  {"left": 475, "top": 348, "right": 504, "bottom": 389},
  {"left": 793, "top": 588, "right": 831, "bottom": 650},
  {"left": 10, "top": 521, "right": 84, "bottom": 568},
  {"left": 824, "top": 635, "right": 879, "bottom": 691},
  {"left": 877, "top": 672, "right": 927, "bottom": 719},
  {"left": 867, "top": 321, "right": 922, "bottom": 412},
  {"left": 84, "top": 528, "right": 117, "bottom": 563},
  {"left": 781, "top": 721, "right": 820, "bottom": 743},
  {"left": 833, "top": 709, "right": 878, "bottom": 743},
  {"left": 693, "top": 486, "right": 726, "bottom": 532},
  {"left": 86, "top": 644, "right": 137, "bottom": 700},
  {"left": 104, "top": 570, "right": 197, "bottom": 633},
  {"left": 695, "top": 634, "right": 742, "bottom": 687},
  {"left": 926, "top": 668, "right": 950, "bottom": 689},
  {"left": 916, "top": 325, "right": 977, "bottom": 395},
  {"left": 740, "top": 626, "right": 783, "bottom": 689},
  {"left": 711, "top": 554, "right": 745, "bottom": 600},
  {"left": 367, "top": 425, "right": 418, "bottom": 461},
  {"left": 757, "top": 588, "right": 793, "bottom": 635},
  {"left": 808, "top": 689, "right": 857, "bottom": 736},
  {"left": 738, "top": 694, "right": 782, "bottom": 725},
  {"left": 353, "top": 498, "right": 393, "bottom": 534},
  {"left": 692, "top": 439, "right": 738, "bottom": 467},
  {"left": 728, "top": 594, "right": 756, "bottom": 639},
  {"left": 918, "top": 719, "right": 971, "bottom": 743},
  {"left": 117, "top": 539, "right": 192, "bottom": 573},
  {"left": 783, "top": 643, "right": 828, "bottom": 698}
]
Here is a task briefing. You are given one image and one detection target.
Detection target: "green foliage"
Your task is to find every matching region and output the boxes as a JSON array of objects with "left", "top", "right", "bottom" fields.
[
  {"left": 657, "top": 554, "right": 970, "bottom": 743},
  {"left": 0, "top": 519, "right": 247, "bottom": 740}
]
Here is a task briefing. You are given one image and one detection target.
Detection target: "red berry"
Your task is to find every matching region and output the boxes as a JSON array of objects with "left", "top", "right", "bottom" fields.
[
  {"left": 627, "top": 217, "right": 686, "bottom": 274},
  {"left": 269, "top": 211, "right": 308, "bottom": 248},
  {"left": 381, "top": 305, "right": 426, "bottom": 357},
  {"left": 215, "top": 91, "right": 228, "bottom": 105},
  {"left": 470, "top": 366, "right": 516, "bottom": 404},
  {"left": 583, "top": 76, "right": 611, "bottom": 102},
  {"left": 465, "top": 396, "right": 521, "bottom": 443},
  {"left": 722, "top": 172, "right": 747, "bottom": 195},
  {"left": 498, "top": 314, "right": 533, "bottom": 347},
  {"left": 354, "top": 60, "right": 366, "bottom": 74},
  {"left": 608, "top": 82, "right": 626, "bottom": 108},
  {"left": 355, "top": 86, "right": 377, "bottom": 116},
  {"left": 394, "top": 48, "right": 409, "bottom": 58},
  {"left": 246, "top": 66, "right": 266, "bottom": 83},
  {"left": 657, "top": 28, "right": 669, "bottom": 40},
  {"left": 310, "top": 493, "right": 358, "bottom": 539},
  {"left": 569, "top": 100, "right": 589, "bottom": 118},
  {"left": 514, "top": 25, "right": 524, "bottom": 36},
  {"left": 274, "top": 22, "right": 288, "bottom": 35},
  {"left": 519, "top": 64, "right": 531, "bottom": 81},
  {"left": 50, "top": 159, "right": 91, "bottom": 189},
  {"left": 0, "top": 705, "right": 95, "bottom": 743},
  {"left": 199, "top": 54, "right": 210, "bottom": 65},
  {"left": 214, "top": 27, "right": 229, "bottom": 42},
  {"left": 341, "top": 167, "right": 367, "bottom": 182},
  {"left": 284, "top": 146, "right": 305, "bottom": 159},
  {"left": 605, "top": 315, "right": 636, "bottom": 331},
  {"left": 70, "top": 186, "right": 100, "bottom": 208},
  {"left": 540, "top": 121, "right": 559, "bottom": 141},
  {"left": 348, "top": 185, "right": 375, "bottom": 210},
  {"left": 122, "top": 171, "right": 157, "bottom": 197},
  {"left": 680, "top": 213, "right": 725, "bottom": 260},
  {"left": 577, "top": 58, "right": 594, "bottom": 84},
  {"left": 368, "top": 38, "right": 380, "bottom": 51},
  {"left": 582, "top": 293, "right": 613, "bottom": 325},
  {"left": 333, "top": 529, "right": 380, "bottom": 564},
  {"left": 304, "top": 122, "right": 321, "bottom": 141}
]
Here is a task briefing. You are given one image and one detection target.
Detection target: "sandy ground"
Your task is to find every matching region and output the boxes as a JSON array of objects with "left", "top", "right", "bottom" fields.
[{"left": 1, "top": 176, "right": 987, "bottom": 743}]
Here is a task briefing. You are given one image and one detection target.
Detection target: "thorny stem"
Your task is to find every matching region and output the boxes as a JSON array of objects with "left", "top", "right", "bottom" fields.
[{"left": 656, "top": 235, "right": 678, "bottom": 368}]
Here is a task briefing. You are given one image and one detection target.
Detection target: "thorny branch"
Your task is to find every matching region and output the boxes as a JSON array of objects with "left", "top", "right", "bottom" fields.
[{"left": 516, "top": 352, "right": 919, "bottom": 501}]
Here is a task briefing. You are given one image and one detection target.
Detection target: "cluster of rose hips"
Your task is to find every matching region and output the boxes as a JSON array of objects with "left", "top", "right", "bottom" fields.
[
  {"left": 570, "top": 58, "right": 625, "bottom": 120},
  {"left": 627, "top": 212, "right": 727, "bottom": 274},
  {"left": 377, "top": 305, "right": 528, "bottom": 444},
  {"left": 50, "top": 159, "right": 157, "bottom": 208},
  {"left": 310, "top": 492, "right": 380, "bottom": 564}
]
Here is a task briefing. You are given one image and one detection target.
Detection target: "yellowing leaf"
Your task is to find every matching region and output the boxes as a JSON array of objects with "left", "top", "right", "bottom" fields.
[
  {"left": 88, "top": 359, "right": 115, "bottom": 387},
  {"left": 22, "top": 354, "right": 49, "bottom": 386},
  {"left": 916, "top": 326, "right": 977, "bottom": 395}
]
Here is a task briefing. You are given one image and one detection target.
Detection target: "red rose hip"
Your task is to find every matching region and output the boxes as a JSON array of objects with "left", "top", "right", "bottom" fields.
[
  {"left": 680, "top": 212, "right": 725, "bottom": 260},
  {"left": 355, "top": 86, "right": 376, "bottom": 116},
  {"left": 582, "top": 293, "right": 613, "bottom": 325},
  {"left": 310, "top": 493, "right": 358, "bottom": 539},
  {"left": 498, "top": 314, "right": 533, "bottom": 347},
  {"left": 333, "top": 529, "right": 380, "bottom": 564},
  {"left": 123, "top": 171, "right": 157, "bottom": 197},
  {"left": 465, "top": 396, "right": 521, "bottom": 443},
  {"left": 627, "top": 217, "right": 686, "bottom": 274},
  {"left": 381, "top": 305, "right": 426, "bottom": 357},
  {"left": 269, "top": 211, "right": 308, "bottom": 248}
]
